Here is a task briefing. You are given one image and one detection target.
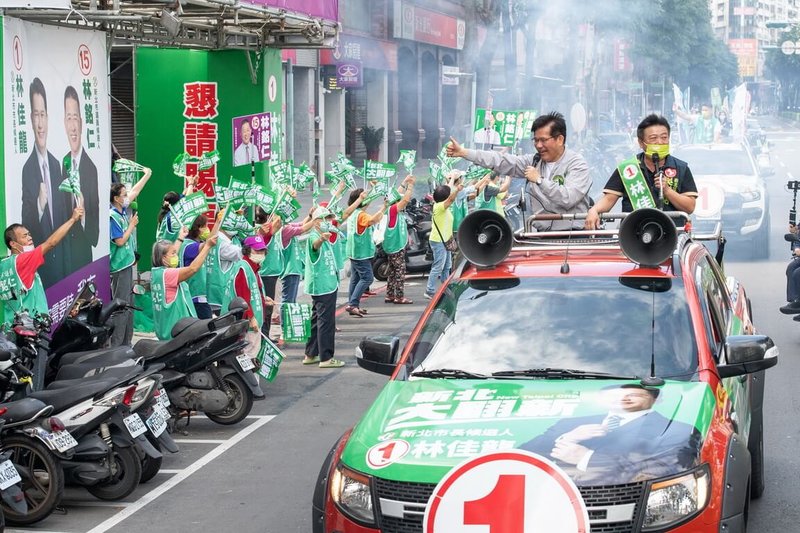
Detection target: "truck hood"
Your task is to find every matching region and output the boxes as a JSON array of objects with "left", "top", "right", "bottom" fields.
[{"left": 340, "top": 379, "right": 715, "bottom": 486}]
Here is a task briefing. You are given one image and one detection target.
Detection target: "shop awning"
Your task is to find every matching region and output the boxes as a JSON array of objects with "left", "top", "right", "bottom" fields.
[{"left": 1, "top": 0, "right": 339, "bottom": 50}]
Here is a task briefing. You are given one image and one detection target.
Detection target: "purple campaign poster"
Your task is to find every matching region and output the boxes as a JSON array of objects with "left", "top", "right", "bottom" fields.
[{"left": 232, "top": 112, "right": 272, "bottom": 167}]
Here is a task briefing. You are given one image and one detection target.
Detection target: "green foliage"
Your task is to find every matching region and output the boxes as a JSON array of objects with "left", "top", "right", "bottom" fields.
[{"left": 360, "top": 126, "right": 385, "bottom": 151}]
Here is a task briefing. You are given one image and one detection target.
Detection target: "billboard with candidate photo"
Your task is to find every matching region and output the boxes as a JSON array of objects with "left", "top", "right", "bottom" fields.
[{"left": 3, "top": 16, "right": 111, "bottom": 322}]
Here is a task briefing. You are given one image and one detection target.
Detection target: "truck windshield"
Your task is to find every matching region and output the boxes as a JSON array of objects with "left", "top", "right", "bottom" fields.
[{"left": 406, "top": 276, "right": 697, "bottom": 380}]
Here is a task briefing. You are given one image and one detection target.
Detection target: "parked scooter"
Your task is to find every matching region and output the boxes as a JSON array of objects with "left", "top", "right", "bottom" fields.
[
  {"left": 54, "top": 297, "right": 262, "bottom": 426},
  {"left": 0, "top": 395, "right": 69, "bottom": 525},
  {"left": 372, "top": 197, "right": 433, "bottom": 281}
]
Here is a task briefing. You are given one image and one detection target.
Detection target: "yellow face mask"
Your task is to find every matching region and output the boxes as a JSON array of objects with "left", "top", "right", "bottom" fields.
[
  {"left": 166, "top": 255, "right": 179, "bottom": 268},
  {"left": 644, "top": 144, "right": 670, "bottom": 160},
  {"left": 199, "top": 227, "right": 211, "bottom": 241}
]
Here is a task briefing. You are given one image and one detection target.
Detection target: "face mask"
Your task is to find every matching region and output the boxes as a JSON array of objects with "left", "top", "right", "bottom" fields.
[
  {"left": 17, "top": 243, "right": 34, "bottom": 253},
  {"left": 250, "top": 253, "right": 266, "bottom": 265},
  {"left": 199, "top": 228, "right": 211, "bottom": 241},
  {"left": 166, "top": 255, "right": 179, "bottom": 268},
  {"left": 644, "top": 144, "right": 670, "bottom": 160}
]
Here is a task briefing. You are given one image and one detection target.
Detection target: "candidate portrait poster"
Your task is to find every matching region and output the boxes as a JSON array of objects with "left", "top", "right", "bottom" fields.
[
  {"left": 3, "top": 17, "right": 111, "bottom": 323},
  {"left": 232, "top": 112, "right": 271, "bottom": 167}
]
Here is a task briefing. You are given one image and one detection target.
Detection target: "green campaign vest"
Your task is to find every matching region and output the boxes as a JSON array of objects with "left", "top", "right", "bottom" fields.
[
  {"left": 280, "top": 232, "right": 305, "bottom": 278},
  {"left": 304, "top": 231, "right": 339, "bottom": 296},
  {"left": 452, "top": 197, "right": 469, "bottom": 231},
  {"left": 179, "top": 240, "right": 207, "bottom": 299},
  {"left": 205, "top": 241, "right": 237, "bottom": 306},
  {"left": 346, "top": 209, "right": 375, "bottom": 260},
  {"left": 150, "top": 267, "right": 197, "bottom": 340},
  {"left": 259, "top": 232, "right": 283, "bottom": 277},
  {"left": 156, "top": 215, "right": 180, "bottom": 243},
  {"left": 223, "top": 260, "right": 264, "bottom": 326},
  {"left": 109, "top": 208, "right": 136, "bottom": 273},
  {"left": 382, "top": 208, "right": 408, "bottom": 255},
  {"left": 0, "top": 254, "right": 49, "bottom": 326},
  {"left": 475, "top": 187, "right": 503, "bottom": 214}
]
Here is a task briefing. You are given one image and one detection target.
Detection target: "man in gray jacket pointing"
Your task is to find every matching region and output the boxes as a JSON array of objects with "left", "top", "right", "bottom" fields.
[{"left": 447, "top": 111, "right": 592, "bottom": 231}]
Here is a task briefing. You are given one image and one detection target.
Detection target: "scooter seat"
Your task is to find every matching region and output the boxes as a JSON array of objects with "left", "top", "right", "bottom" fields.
[
  {"left": 52, "top": 357, "right": 137, "bottom": 382},
  {"left": 59, "top": 346, "right": 136, "bottom": 367},
  {"left": 0, "top": 398, "right": 52, "bottom": 426},
  {"left": 29, "top": 379, "right": 118, "bottom": 413},
  {"left": 133, "top": 319, "right": 212, "bottom": 360},
  {"left": 48, "top": 365, "right": 144, "bottom": 390}
]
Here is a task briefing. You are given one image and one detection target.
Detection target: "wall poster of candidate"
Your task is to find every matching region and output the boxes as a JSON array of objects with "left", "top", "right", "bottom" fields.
[
  {"left": 3, "top": 16, "right": 111, "bottom": 323},
  {"left": 232, "top": 112, "right": 271, "bottom": 167}
]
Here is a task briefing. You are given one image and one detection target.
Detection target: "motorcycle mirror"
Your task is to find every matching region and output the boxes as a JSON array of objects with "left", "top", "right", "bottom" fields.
[{"left": 132, "top": 284, "right": 147, "bottom": 296}]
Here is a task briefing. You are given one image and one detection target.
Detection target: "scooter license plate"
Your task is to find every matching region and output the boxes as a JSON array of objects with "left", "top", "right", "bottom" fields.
[
  {"left": 157, "top": 387, "right": 170, "bottom": 407},
  {"left": 236, "top": 354, "right": 255, "bottom": 372},
  {"left": 146, "top": 405, "right": 168, "bottom": 437},
  {"left": 123, "top": 413, "right": 147, "bottom": 438},
  {"left": 39, "top": 429, "right": 78, "bottom": 453},
  {"left": 0, "top": 460, "right": 21, "bottom": 490}
]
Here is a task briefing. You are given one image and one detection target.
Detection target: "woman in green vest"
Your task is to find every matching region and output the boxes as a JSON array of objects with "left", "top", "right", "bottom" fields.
[
  {"left": 179, "top": 214, "right": 212, "bottom": 319},
  {"left": 223, "top": 235, "right": 275, "bottom": 334},
  {"left": 474, "top": 172, "right": 510, "bottom": 215},
  {"left": 343, "top": 189, "right": 385, "bottom": 317},
  {"left": 254, "top": 208, "right": 283, "bottom": 338},
  {"left": 150, "top": 231, "right": 217, "bottom": 340},
  {"left": 302, "top": 207, "right": 344, "bottom": 368},
  {"left": 109, "top": 167, "right": 152, "bottom": 347},
  {"left": 156, "top": 175, "right": 197, "bottom": 243},
  {"left": 205, "top": 210, "right": 242, "bottom": 313},
  {"left": 383, "top": 175, "right": 415, "bottom": 304},
  {"left": 279, "top": 213, "right": 315, "bottom": 305}
]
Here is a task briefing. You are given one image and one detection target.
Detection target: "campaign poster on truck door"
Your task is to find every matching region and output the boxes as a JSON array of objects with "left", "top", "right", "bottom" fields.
[{"left": 3, "top": 16, "right": 112, "bottom": 323}]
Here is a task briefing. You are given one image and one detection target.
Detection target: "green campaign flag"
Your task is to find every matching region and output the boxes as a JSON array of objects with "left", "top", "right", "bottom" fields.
[
  {"left": 429, "top": 161, "right": 444, "bottom": 185},
  {"left": 173, "top": 152, "right": 191, "bottom": 177},
  {"left": 113, "top": 158, "right": 146, "bottom": 173},
  {"left": 171, "top": 192, "right": 209, "bottom": 227},
  {"left": 385, "top": 186, "right": 403, "bottom": 206},
  {"left": 59, "top": 156, "right": 81, "bottom": 196},
  {"left": 293, "top": 163, "right": 316, "bottom": 191},
  {"left": 221, "top": 212, "right": 253, "bottom": 236},
  {"left": 281, "top": 303, "right": 311, "bottom": 343},
  {"left": 118, "top": 171, "right": 138, "bottom": 187},
  {"left": 274, "top": 196, "right": 302, "bottom": 222},
  {"left": 269, "top": 159, "right": 293, "bottom": 189},
  {"left": 244, "top": 184, "right": 277, "bottom": 212},
  {"left": 437, "top": 144, "right": 458, "bottom": 173},
  {"left": 362, "top": 180, "right": 391, "bottom": 205},
  {"left": 326, "top": 168, "right": 356, "bottom": 191},
  {"left": 197, "top": 149, "right": 220, "bottom": 171},
  {"left": 363, "top": 160, "right": 396, "bottom": 188},
  {"left": 464, "top": 165, "right": 491, "bottom": 182},
  {"left": 256, "top": 333, "right": 286, "bottom": 382},
  {"left": 214, "top": 185, "right": 237, "bottom": 205},
  {"left": 397, "top": 150, "right": 416, "bottom": 174}
]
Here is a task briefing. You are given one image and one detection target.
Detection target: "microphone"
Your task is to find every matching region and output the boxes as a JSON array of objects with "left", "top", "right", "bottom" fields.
[
  {"left": 652, "top": 153, "right": 663, "bottom": 209},
  {"left": 532, "top": 153, "right": 541, "bottom": 166}
]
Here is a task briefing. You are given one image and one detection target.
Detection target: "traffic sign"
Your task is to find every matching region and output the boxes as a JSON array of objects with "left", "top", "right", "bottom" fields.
[{"left": 424, "top": 450, "right": 589, "bottom": 533}]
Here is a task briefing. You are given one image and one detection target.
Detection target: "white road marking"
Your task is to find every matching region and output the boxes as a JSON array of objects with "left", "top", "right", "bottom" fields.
[
  {"left": 84, "top": 415, "right": 276, "bottom": 533},
  {"left": 172, "top": 438, "right": 227, "bottom": 444},
  {"left": 154, "top": 468, "right": 182, "bottom": 474}
]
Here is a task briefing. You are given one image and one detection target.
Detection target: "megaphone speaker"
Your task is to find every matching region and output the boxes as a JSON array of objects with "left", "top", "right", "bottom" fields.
[
  {"left": 618, "top": 208, "right": 677, "bottom": 267},
  {"left": 457, "top": 210, "right": 513, "bottom": 267}
]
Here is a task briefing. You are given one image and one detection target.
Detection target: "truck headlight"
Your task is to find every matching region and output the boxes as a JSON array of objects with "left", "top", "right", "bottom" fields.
[
  {"left": 330, "top": 463, "right": 375, "bottom": 524},
  {"left": 740, "top": 187, "right": 761, "bottom": 202},
  {"left": 642, "top": 465, "right": 710, "bottom": 530}
]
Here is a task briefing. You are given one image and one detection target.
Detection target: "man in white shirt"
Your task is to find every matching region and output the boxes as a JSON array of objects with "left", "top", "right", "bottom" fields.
[
  {"left": 233, "top": 120, "right": 260, "bottom": 166},
  {"left": 472, "top": 112, "right": 502, "bottom": 148}
]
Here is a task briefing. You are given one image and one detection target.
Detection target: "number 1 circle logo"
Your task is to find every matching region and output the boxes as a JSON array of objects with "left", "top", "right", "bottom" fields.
[
  {"left": 424, "top": 450, "right": 589, "bottom": 533},
  {"left": 366, "top": 439, "right": 409, "bottom": 469}
]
